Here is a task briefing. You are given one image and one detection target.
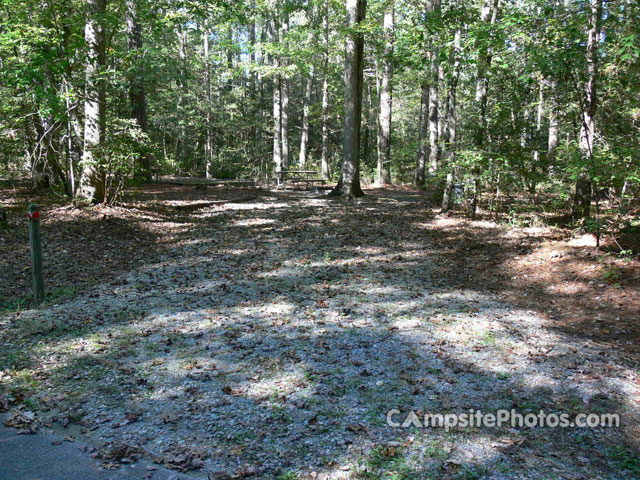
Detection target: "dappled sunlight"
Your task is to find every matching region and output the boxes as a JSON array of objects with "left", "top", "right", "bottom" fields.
[
  {"left": 240, "top": 366, "right": 313, "bottom": 401},
  {"left": 200, "top": 200, "right": 295, "bottom": 215},
  {"left": 544, "top": 281, "right": 593, "bottom": 295},
  {"left": 569, "top": 234, "right": 599, "bottom": 247},
  {"left": 1, "top": 186, "right": 638, "bottom": 479},
  {"left": 1, "top": 0, "right": 637, "bottom": 477},
  {"left": 232, "top": 217, "right": 278, "bottom": 227}
]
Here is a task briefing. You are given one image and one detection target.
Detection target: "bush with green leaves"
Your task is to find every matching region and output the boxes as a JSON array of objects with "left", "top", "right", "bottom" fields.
[{"left": 92, "top": 118, "right": 150, "bottom": 204}]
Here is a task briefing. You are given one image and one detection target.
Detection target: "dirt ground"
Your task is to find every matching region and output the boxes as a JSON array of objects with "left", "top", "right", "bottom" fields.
[{"left": 1, "top": 182, "right": 639, "bottom": 479}]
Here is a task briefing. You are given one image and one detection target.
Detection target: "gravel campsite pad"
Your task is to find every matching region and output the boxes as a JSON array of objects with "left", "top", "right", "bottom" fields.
[{"left": 1, "top": 185, "right": 639, "bottom": 479}]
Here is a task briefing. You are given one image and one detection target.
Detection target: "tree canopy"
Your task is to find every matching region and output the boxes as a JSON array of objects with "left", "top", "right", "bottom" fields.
[{"left": 0, "top": 0, "right": 638, "bottom": 212}]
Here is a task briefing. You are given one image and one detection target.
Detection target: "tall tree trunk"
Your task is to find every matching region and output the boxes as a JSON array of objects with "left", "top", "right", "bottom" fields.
[
  {"left": 321, "top": 72, "right": 329, "bottom": 179},
  {"left": 76, "top": 0, "right": 107, "bottom": 204},
  {"left": 547, "top": 79, "right": 559, "bottom": 165},
  {"left": 329, "top": 0, "right": 367, "bottom": 198},
  {"left": 474, "top": 0, "right": 498, "bottom": 149},
  {"left": 177, "top": 27, "right": 188, "bottom": 166},
  {"left": 203, "top": 20, "right": 213, "bottom": 178},
  {"left": 280, "top": 78, "right": 289, "bottom": 170},
  {"left": 363, "top": 81, "right": 375, "bottom": 167},
  {"left": 249, "top": 5, "right": 256, "bottom": 94},
  {"left": 441, "top": 28, "right": 461, "bottom": 213},
  {"left": 427, "top": 0, "right": 441, "bottom": 175},
  {"left": 299, "top": 5, "right": 318, "bottom": 169},
  {"left": 447, "top": 28, "right": 461, "bottom": 156},
  {"left": 126, "top": 0, "right": 149, "bottom": 180},
  {"left": 321, "top": 0, "right": 330, "bottom": 179},
  {"left": 273, "top": 76, "right": 282, "bottom": 173},
  {"left": 368, "top": 81, "right": 377, "bottom": 165},
  {"left": 61, "top": 4, "right": 81, "bottom": 195},
  {"left": 226, "top": 28, "right": 233, "bottom": 90},
  {"left": 375, "top": 61, "right": 382, "bottom": 175},
  {"left": 258, "top": 23, "right": 268, "bottom": 174},
  {"left": 521, "top": 103, "right": 537, "bottom": 199},
  {"left": 438, "top": 61, "right": 446, "bottom": 155},
  {"left": 533, "top": 75, "right": 544, "bottom": 164},
  {"left": 299, "top": 65, "right": 314, "bottom": 168},
  {"left": 527, "top": 75, "right": 545, "bottom": 202},
  {"left": 249, "top": 0, "right": 259, "bottom": 161},
  {"left": 415, "top": 80, "right": 429, "bottom": 187},
  {"left": 573, "top": 0, "right": 602, "bottom": 218},
  {"left": 415, "top": 0, "right": 438, "bottom": 187},
  {"left": 362, "top": 82, "right": 370, "bottom": 166},
  {"left": 272, "top": 16, "right": 283, "bottom": 173},
  {"left": 64, "top": 79, "right": 82, "bottom": 195},
  {"left": 469, "top": 0, "right": 499, "bottom": 219},
  {"left": 376, "top": 3, "right": 394, "bottom": 185},
  {"left": 280, "top": 14, "right": 290, "bottom": 170},
  {"left": 320, "top": 0, "right": 329, "bottom": 180}
]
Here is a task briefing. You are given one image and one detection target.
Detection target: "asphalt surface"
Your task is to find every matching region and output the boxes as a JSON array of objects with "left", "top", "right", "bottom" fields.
[{"left": 0, "top": 415, "right": 194, "bottom": 480}]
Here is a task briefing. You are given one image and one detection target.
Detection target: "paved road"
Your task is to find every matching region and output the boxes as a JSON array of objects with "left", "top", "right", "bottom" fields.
[{"left": 0, "top": 416, "right": 193, "bottom": 480}]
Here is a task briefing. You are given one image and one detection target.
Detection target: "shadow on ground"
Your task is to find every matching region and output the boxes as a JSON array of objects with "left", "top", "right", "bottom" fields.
[{"left": 1, "top": 185, "right": 639, "bottom": 479}]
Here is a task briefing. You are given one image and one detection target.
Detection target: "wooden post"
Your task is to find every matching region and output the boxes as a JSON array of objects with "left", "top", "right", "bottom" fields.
[{"left": 28, "top": 204, "right": 45, "bottom": 304}]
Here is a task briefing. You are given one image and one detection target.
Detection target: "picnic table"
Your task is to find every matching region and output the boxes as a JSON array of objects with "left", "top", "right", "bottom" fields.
[{"left": 274, "top": 169, "right": 326, "bottom": 189}]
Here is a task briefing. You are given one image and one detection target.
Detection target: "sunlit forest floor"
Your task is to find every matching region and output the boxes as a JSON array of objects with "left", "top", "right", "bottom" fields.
[{"left": 1, "top": 182, "right": 639, "bottom": 479}]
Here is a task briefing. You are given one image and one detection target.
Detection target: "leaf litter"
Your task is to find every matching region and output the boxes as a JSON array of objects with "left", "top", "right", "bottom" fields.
[{"left": 1, "top": 184, "right": 639, "bottom": 479}]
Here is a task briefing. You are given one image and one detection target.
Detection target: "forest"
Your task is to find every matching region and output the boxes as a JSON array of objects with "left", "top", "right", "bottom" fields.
[
  {"left": 1, "top": 0, "right": 638, "bottom": 211},
  {"left": 1, "top": 0, "right": 640, "bottom": 479}
]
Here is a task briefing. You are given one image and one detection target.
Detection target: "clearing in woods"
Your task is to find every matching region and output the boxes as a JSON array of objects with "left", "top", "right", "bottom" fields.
[{"left": 1, "top": 183, "right": 639, "bottom": 479}]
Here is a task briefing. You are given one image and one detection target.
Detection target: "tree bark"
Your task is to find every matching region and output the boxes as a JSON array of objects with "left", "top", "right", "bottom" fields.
[
  {"left": 299, "top": 5, "right": 318, "bottom": 169},
  {"left": 320, "top": 0, "right": 330, "bottom": 179},
  {"left": 573, "top": 0, "right": 602, "bottom": 218},
  {"left": 441, "top": 28, "right": 461, "bottom": 213},
  {"left": 469, "top": 0, "right": 499, "bottom": 219},
  {"left": 363, "top": 81, "right": 375, "bottom": 167},
  {"left": 376, "top": 3, "right": 394, "bottom": 185},
  {"left": 415, "top": 80, "right": 429, "bottom": 187},
  {"left": 280, "top": 77, "right": 289, "bottom": 170},
  {"left": 329, "top": 0, "right": 367, "bottom": 198},
  {"left": 203, "top": 20, "right": 213, "bottom": 178},
  {"left": 64, "top": 79, "right": 82, "bottom": 195},
  {"left": 272, "top": 16, "right": 283, "bottom": 173},
  {"left": 225, "top": 28, "right": 233, "bottom": 90},
  {"left": 375, "top": 61, "right": 382, "bottom": 175},
  {"left": 533, "top": 75, "right": 544, "bottom": 163},
  {"left": 362, "top": 82, "right": 370, "bottom": 166},
  {"left": 321, "top": 73, "right": 329, "bottom": 179},
  {"left": 249, "top": 5, "right": 256, "bottom": 90},
  {"left": 427, "top": 0, "right": 441, "bottom": 175},
  {"left": 177, "top": 27, "right": 188, "bottom": 165},
  {"left": 547, "top": 79, "right": 559, "bottom": 164},
  {"left": 280, "top": 13, "right": 290, "bottom": 170},
  {"left": 299, "top": 64, "right": 315, "bottom": 168},
  {"left": 273, "top": 75, "right": 282, "bottom": 172},
  {"left": 438, "top": 61, "right": 446, "bottom": 154},
  {"left": 61, "top": 4, "right": 82, "bottom": 195},
  {"left": 126, "top": 0, "right": 149, "bottom": 180},
  {"left": 249, "top": 1, "right": 259, "bottom": 157},
  {"left": 258, "top": 22, "right": 268, "bottom": 173},
  {"left": 76, "top": 0, "right": 107, "bottom": 204},
  {"left": 523, "top": 76, "right": 544, "bottom": 202},
  {"left": 474, "top": 0, "right": 498, "bottom": 149}
]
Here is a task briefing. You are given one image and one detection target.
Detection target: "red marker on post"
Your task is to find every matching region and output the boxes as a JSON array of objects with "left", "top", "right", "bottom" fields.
[{"left": 28, "top": 204, "right": 44, "bottom": 304}]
